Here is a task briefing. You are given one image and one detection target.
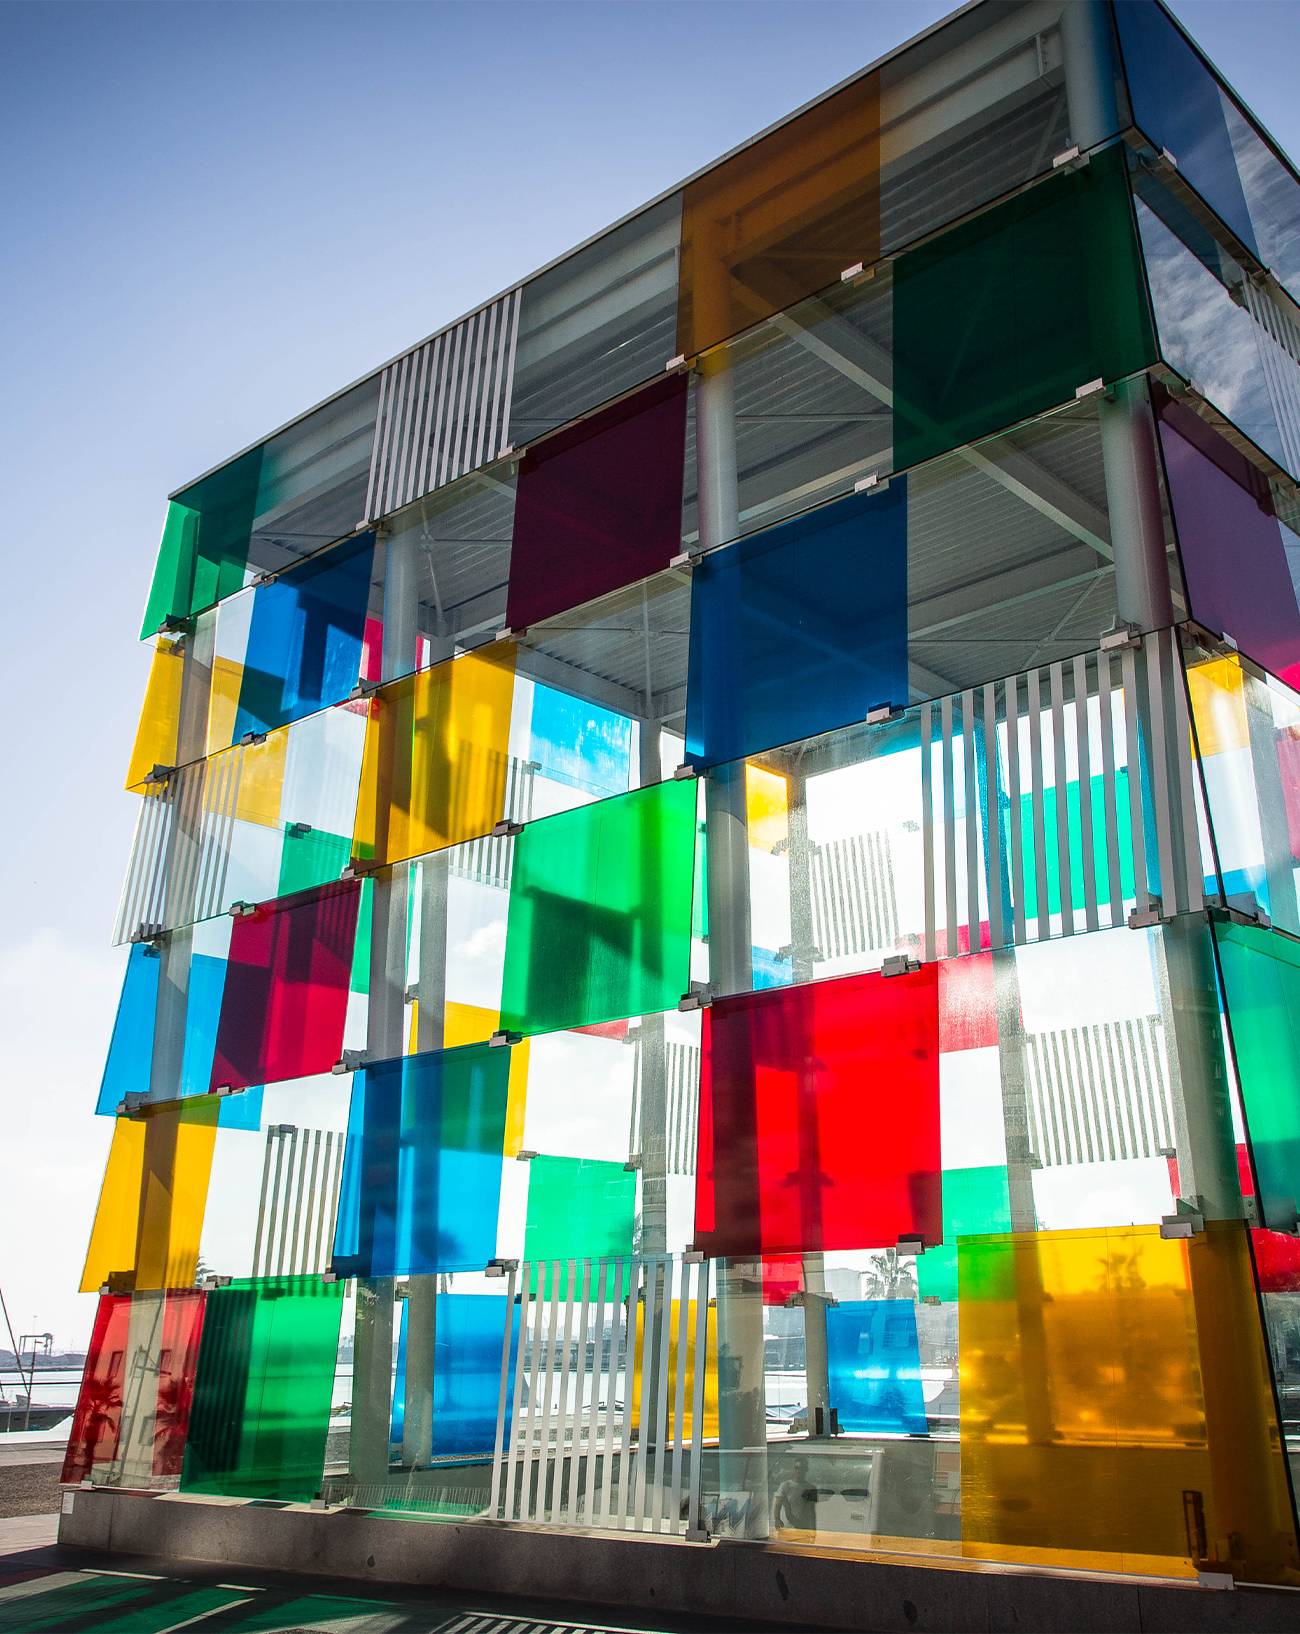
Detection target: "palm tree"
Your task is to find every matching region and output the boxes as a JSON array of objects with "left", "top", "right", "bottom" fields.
[{"left": 860, "top": 1248, "right": 918, "bottom": 1301}]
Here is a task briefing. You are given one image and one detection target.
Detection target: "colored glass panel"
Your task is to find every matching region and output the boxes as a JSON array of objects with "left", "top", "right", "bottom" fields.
[
  {"left": 1016, "top": 770, "right": 1136, "bottom": 923},
  {"left": 1114, "top": 0, "right": 1260, "bottom": 261},
  {"left": 62, "top": 1290, "right": 207, "bottom": 1485},
  {"left": 352, "top": 646, "right": 516, "bottom": 869},
  {"left": 80, "top": 1099, "right": 220, "bottom": 1293},
  {"left": 181, "top": 1275, "right": 344, "bottom": 1502},
  {"left": 125, "top": 638, "right": 184, "bottom": 790},
  {"left": 936, "top": 953, "right": 998, "bottom": 1054},
  {"left": 140, "top": 446, "right": 263, "bottom": 638},
  {"left": 528, "top": 684, "right": 632, "bottom": 800},
  {"left": 916, "top": 1166, "right": 1011, "bottom": 1304},
  {"left": 391, "top": 1292, "right": 518, "bottom": 1457},
  {"left": 523, "top": 1156, "right": 636, "bottom": 1267},
  {"left": 685, "top": 485, "right": 908, "bottom": 769},
  {"left": 745, "top": 765, "right": 789, "bottom": 855},
  {"left": 893, "top": 145, "right": 1156, "bottom": 471},
  {"left": 677, "top": 71, "right": 880, "bottom": 359},
  {"left": 506, "top": 374, "right": 687, "bottom": 633},
  {"left": 959, "top": 1222, "right": 1298, "bottom": 1579},
  {"left": 630, "top": 1297, "right": 719, "bottom": 1441},
  {"left": 276, "top": 824, "right": 352, "bottom": 898},
  {"left": 694, "top": 966, "right": 941, "bottom": 1258},
  {"left": 229, "top": 532, "right": 374, "bottom": 742},
  {"left": 96, "top": 945, "right": 161, "bottom": 1115},
  {"left": 441, "top": 1000, "right": 529, "bottom": 1157},
  {"left": 332, "top": 1043, "right": 510, "bottom": 1278},
  {"left": 1215, "top": 920, "right": 1300, "bottom": 1232},
  {"left": 1158, "top": 394, "right": 1300, "bottom": 688},
  {"left": 825, "top": 1299, "right": 926, "bottom": 1434},
  {"left": 499, "top": 779, "right": 697, "bottom": 1036},
  {"left": 209, "top": 880, "right": 360, "bottom": 1093}
]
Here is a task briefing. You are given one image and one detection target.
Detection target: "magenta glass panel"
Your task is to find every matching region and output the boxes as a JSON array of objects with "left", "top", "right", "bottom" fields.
[
  {"left": 209, "top": 880, "right": 360, "bottom": 1092},
  {"left": 1158, "top": 393, "right": 1300, "bottom": 689},
  {"left": 506, "top": 373, "right": 688, "bottom": 631}
]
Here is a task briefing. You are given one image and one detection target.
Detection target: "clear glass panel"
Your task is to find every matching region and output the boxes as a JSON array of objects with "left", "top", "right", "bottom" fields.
[
  {"left": 507, "top": 375, "right": 688, "bottom": 633},
  {"left": 685, "top": 484, "right": 907, "bottom": 769},
  {"left": 62, "top": 1290, "right": 207, "bottom": 1487},
  {"left": 893, "top": 144, "right": 1156, "bottom": 472},
  {"left": 210, "top": 880, "right": 362, "bottom": 1093},
  {"left": 80, "top": 1099, "right": 221, "bottom": 1293},
  {"left": 694, "top": 967, "right": 940, "bottom": 1258},
  {"left": 1157, "top": 390, "right": 1300, "bottom": 686},
  {"left": 180, "top": 1274, "right": 345, "bottom": 1502},
  {"left": 331, "top": 1043, "right": 512, "bottom": 1278},
  {"left": 1135, "top": 164, "right": 1300, "bottom": 482},
  {"left": 141, "top": 377, "right": 380, "bottom": 636},
  {"left": 499, "top": 779, "right": 698, "bottom": 1037},
  {"left": 508, "top": 195, "right": 682, "bottom": 449}
]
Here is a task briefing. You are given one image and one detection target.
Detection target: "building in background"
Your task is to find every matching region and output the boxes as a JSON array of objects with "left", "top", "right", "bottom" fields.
[{"left": 59, "top": 0, "right": 1300, "bottom": 1601}]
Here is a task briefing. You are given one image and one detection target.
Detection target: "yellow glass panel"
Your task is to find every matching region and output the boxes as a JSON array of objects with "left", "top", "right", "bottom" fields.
[
  {"left": 205, "top": 654, "right": 245, "bottom": 755},
  {"left": 1186, "top": 654, "right": 1249, "bottom": 757},
  {"left": 353, "top": 647, "right": 516, "bottom": 869},
  {"left": 631, "top": 1297, "right": 718, "bottom": 1442},
  {"left": 406, "top": 999, "right": 529, "bottom": 1159},
  {"left": 959, "top": 1223, "right": 1300, "bottom": 1582},
  {"left": 125, "top": 639, "right": 184, "bottom": 791},
  {"left": 80, "top": 1100, "right": 219, "bottom": 1294},
  {"left": 745, "top": 764, "right": 789, "bottom": 854},
  {"left": 231, "top": 731, "right": 288, "bottom": 829}
]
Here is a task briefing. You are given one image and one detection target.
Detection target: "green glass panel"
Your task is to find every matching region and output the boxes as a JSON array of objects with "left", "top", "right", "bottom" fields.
[
  {"left": 1018, "top": 769, "right": 1136, "bottom": 922},
  {"left": 350, "top": 876, "right": 373, "bottom": 994},
  {"left": 917, "top": 1165, "right": 1011, "bottom": 1303},
  {"left": 893, "top": 144, "right": 1156, "bottom": 470},
  {"left": 1216, "top": 922, "right": 1300, "bottom": 1232},
  {"left": 140, "top": 445, "right": 264, "bottom": 638},
  {"left": 500, "top": 779, "right": 697, "bottom": 1036},
  {"left": 277, "top": 824, "right": 353, "bottom": 899},
  {"left": 180, "top": 1274, "right": 344, "bottom": 1502},
  {"left": 524, "top": 1155, "right": 635, "bottom": 1292}
]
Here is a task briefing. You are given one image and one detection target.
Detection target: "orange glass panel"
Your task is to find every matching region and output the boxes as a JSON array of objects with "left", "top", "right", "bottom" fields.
[
  {"left": 80, "top": 1100, "right": 220, "bottom": 1294},
  {"left": 959, "top": 1222, "right": 1299, "bottom": 1581},
  {"left": 125, "top": 638, "right": 184, "bottom": 791},
  {"left": 678, "top": 74, "right": 881, "bottom": 359},
  {"left": 352, "top": 647, "right": 516, "bottom": 869}
]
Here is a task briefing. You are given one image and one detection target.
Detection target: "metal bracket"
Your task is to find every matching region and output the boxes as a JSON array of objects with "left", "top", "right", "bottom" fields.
[
  {"left": 491, "top": 819, "right": 524, "bottom": 838},
  {"left": 494, "top": 624, "right": 521, "bottom": 642},
  {"left": 147, "top": 762, "right": 177, "bottom": 784},
  {"left": 490, "top": 1029, "right": 522, "bottom": 1047},
  {"left": 1160, "top": 1202, "right": 1205, "bottom": 1239},
  {"left": 347, "top": 680, "right": 379, "bottom": 702},
  {"left": 881, "top": 953, "right": 921, "bottom": 978},
  {"left": 239, "top": 731, "right": 268, "bottom": 748},
  {"left": 1099, "top": 622, "right": 1143, "bottom": 652},
  {"left": 515, "top": 1149, "right": 538, "bottom": 1162},
  {"left": 1160, "top": 146, "right": 1178, "bottom": 170},
  {"left": 854, "top": 471, "right": 888, "bottom": 494},
  {"left": 665, "top": 354, "right": 688, "bottom": 372},
  {"left": 682, "top": 1250, "right": 705, "bottom": 1264},
  {"left": 485, "top": 1258, "right": 519, "bottom": 1277},
  {"left": 840, "top": 261, "right": 866, "bottom": 282},
  {"left": 130, "top": 923, "right": 165, "bottom": 946},
  {"left": 331, "top": 1050, "right": 366, "bottom": 1075},
  {"left": 866, "top": 702, "right": 904, "bottom": 726},
  {"left": 678, "top": 984, "right": 713, "bottom": 1012},
  {"left": 229, "top": 900, "right": 258, "bottom": 918},
  {"left": 897, "top": 1235, "right": 928, "bottom": 1257},
  {"left": 340, "top": 860, "right": 371, "bottom": 881},
  {"left": 1207, "top": 898, "right": 1271, "bottom": 930},
  {"left": 1052, "top": 145, "right": 1084, "bottom": 170},
  {"left": 1075, "top": 377, "right": 1106, "bottom": 400},
  {"left": 673, "top": 761, "right": 699, "bottom": 780},
  {"left": 668, "top": 550, "right": 697, "bottom": 571},
  {"left": 286, "top": 821, "right": 313, "bottom": 839},
  {"left": 623, "top": 1155, "right": 642, "bottom": 1172},
  {"left": 1127, "top": 899, "right": 1167, "bottom": 929}
]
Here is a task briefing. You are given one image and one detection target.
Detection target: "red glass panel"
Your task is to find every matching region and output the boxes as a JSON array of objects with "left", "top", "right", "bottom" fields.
[
  {"left": 937, "top": 951, "right": 999, "bottom": 1053},
  {"left": 761, "top": 1256, "right": 805, "bottom": 1306},
  {"left": 506, "top": 374, "right": 688, "bottom": 632},
  {"left": 694, "top": 967, "right": 941, "bottom": 1258},
  {"left": 62, "top": 1290, "right": 206, "bottom": 1485},
  {"left": 210, "top": 880, "right": 360, "bottom": 1092}
]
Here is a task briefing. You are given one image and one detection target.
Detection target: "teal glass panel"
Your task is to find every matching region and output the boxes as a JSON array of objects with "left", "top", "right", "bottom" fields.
[
  {"left": 916, "top": 1165, "right": 1012, "bottom": 1303},
  {"left": 893, "top": 144, "right": 1156, "bottom": 470},
  {"left": 499, "top": 779, "right": 697, "bottom": 1036},
  {"left": 141, "top": 446, "right": 263, "bottom": 638},
  {"left": 1215, "top": 921, "right": 1300, "bottom": 1232},
  {"left": 1017, "top": 770, "right": 1136, "bottom": 923},
  {"left": 523, "top": 1155, "right": 636, "bottom": 1269},
  {"left": 180, "top": 1274, "right": 344, "bottom": 1502},
  {"left": 825, "top": 1299, "right": 927, "bottom": 1434},
  {"left": 277, "top": 824, "right": 352, "bottom": 899},
  {"left": 332, "top": 1044, "right": 510, "bottom": 1278}
]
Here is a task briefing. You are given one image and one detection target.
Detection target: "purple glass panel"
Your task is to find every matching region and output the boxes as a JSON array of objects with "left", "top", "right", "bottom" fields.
[
  {"left": 506, "top": 374, "right": 688, "bottom": 631},
  {"left": 1158, "top": 393, "right": 1300, "bottom": 689}
]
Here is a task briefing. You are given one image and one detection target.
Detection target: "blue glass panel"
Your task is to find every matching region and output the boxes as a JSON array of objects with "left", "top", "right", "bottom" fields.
[
  {"left": 752, "top": 947, "right": 793, "bottom": 991},
  {"left": 685, "top": 485, "right": 908, "bottom": 769},
  {"left": 825, "top": 1298, "right": 927, "bottom": 1435},
  {"left": 529, "top": 683, "right": 632, "bottom": 799},
  {"left": 96, "top": 945, "right": 161, "bottom": 1114},
  {"left": 332, "top": 1043, "right": 510, "bottom": 1278},
  {"left": 391, "top": 1292, "right": 519, "bottom": 1457},
  {"left": 231, "top": 532, "right": 374, "bottom": 743},
  {"left": 1114, "top": 0, "right": 1259, "bottom": 261}
]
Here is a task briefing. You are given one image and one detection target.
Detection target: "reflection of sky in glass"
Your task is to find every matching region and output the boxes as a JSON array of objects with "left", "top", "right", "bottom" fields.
[
  {"left": 1137, "top": 198, "right": 1283, "bottom": 465},
  {"left": 529, "top": 683, "right": 633, "bottom": 799},
  {"left": 1225, "top": 91, "right": 1300, "bottom": 304}
]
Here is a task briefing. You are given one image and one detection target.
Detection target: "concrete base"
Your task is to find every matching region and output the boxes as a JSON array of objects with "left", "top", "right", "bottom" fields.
[{"left": 58, "top": 1488, "right": 1300, "bottom": 1632}]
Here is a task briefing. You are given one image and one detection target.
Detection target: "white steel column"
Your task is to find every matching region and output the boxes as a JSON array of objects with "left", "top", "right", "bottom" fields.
[{"left": 697, "top": 351, "right": 769, "bottom": 1537}]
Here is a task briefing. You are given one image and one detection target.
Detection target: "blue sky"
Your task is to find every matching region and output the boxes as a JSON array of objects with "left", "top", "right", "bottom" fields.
[{"left": 0, "top": 0, "right": 1296, "bottom": 1350}]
